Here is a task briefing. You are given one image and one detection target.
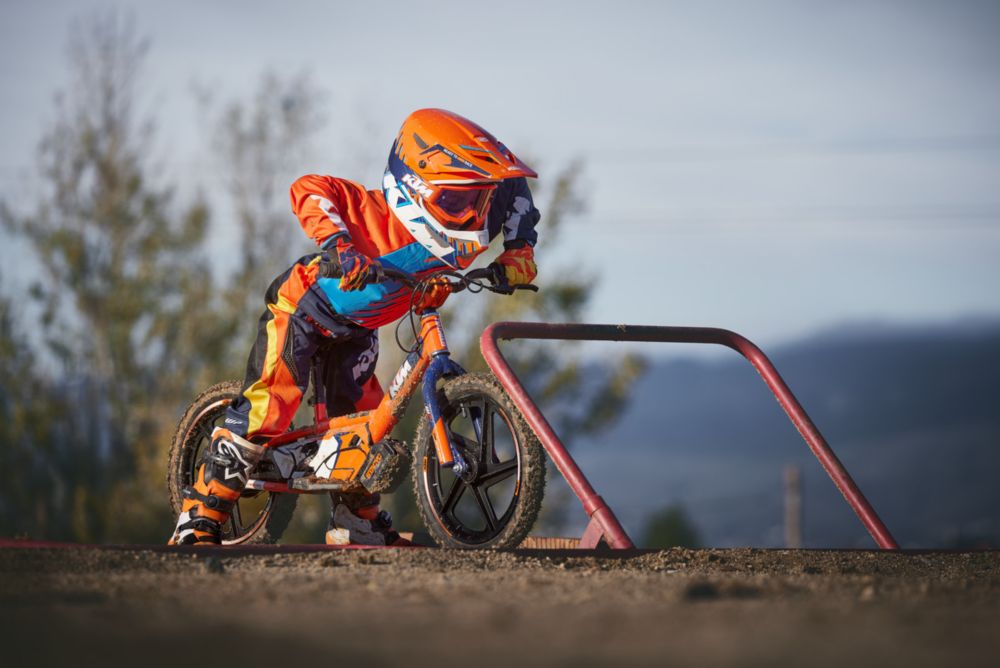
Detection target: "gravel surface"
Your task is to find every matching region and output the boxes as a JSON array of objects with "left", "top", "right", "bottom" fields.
[{"left": 1, "top": 545, "right": 998, "bottom": 666}]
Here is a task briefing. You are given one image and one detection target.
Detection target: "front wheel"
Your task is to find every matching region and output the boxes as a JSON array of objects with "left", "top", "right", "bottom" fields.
[
  {"left": 412, "top": 373, "right": 545, "bottom": 549},
  {"left": 166, "top": 380, "right": 297, "bottom": 545}
]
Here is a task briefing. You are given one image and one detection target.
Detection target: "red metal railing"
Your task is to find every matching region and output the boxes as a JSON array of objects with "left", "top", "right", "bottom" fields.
[{"left": 481, "top": 322, "right": 899, "bottom": 550}]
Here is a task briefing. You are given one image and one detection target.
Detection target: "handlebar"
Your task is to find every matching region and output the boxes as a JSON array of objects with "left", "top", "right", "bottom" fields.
[
  {"left": 322, "top": 258, "right": 537, "bottom": 295},
  {"left": 388, "top": 265, "right": 537, "bottom": 295}
]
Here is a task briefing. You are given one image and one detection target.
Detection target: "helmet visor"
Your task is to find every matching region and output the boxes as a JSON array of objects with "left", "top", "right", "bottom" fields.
[{"left": 428, "top": 184, "right": 495, "bottom": 231}]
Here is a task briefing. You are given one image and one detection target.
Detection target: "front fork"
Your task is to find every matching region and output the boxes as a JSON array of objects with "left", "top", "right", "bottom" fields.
[{"left": 422, "top": 352, "right": 469, "bottom": 475}]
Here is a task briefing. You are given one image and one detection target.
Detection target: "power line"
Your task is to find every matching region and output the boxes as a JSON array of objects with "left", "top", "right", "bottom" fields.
[
  {"left": 576, "top": 206, "right": 1000, "bottom": 232},
  {"left": 591, "top": 135, "right": 1000, "bottom": 164},
  {"left": 586, "top": 208, "right": 1000, "bottom": 221}
]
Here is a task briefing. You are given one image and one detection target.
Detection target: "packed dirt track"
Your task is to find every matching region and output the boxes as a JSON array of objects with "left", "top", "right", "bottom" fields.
[{"left": 1, "top": 541, "right": 998, "bottom": 667}]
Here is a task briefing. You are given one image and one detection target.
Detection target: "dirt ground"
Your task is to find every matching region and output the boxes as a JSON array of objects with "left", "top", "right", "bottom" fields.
[{"left": 1, "top": 543, "right": 997, "bottom": 667}]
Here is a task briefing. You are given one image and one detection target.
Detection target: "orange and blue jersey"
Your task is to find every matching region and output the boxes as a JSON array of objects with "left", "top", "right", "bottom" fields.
[
  {"left": 289, "top": 174, "right": 539, "bottom": 330},
  {"left": 225, "top": 174, "right": 537, "bottom": 440}
]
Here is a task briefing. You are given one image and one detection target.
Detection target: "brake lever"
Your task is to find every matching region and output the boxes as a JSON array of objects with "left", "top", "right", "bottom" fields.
[{"left": 488, "top": 283, "right": 538, "bottom": 295}]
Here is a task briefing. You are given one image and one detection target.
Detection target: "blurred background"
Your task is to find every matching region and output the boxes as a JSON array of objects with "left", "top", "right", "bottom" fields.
[{"left": 0, "top": 0, "right": 997, "bottom": 548}]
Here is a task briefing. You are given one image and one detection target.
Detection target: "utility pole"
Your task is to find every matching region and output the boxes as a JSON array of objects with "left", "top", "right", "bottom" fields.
[{"left": 784, "top": 465, "right": 802, "bottom": 548}]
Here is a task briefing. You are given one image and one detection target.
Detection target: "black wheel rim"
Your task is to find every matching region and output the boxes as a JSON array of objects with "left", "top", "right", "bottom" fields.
[
  {"left": 179, "top": 399, "right": 272, "bottom": 544},
  {"left": 422, "top": 394, "right": 522, "bottom": 545}
]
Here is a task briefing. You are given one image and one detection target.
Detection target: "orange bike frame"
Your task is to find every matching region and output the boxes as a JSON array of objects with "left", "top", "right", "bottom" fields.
[{"left": 262, "top": 310, "right": 463, "bottom": 470}]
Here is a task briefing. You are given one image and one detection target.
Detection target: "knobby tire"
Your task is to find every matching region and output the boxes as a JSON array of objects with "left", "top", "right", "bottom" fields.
[
  {"left": 166, "top": 380, "right": 297, "bottom": 545},
  {"left": 411, "top": 373, "right": 545, "bottom": 549}
]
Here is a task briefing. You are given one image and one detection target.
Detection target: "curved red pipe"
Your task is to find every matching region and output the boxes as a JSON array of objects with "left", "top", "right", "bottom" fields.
[{"left": 481, "top": 322, "right": 899, "bottom": 550}]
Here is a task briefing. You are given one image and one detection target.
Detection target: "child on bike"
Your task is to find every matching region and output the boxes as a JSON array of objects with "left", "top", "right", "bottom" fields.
[{"left": 170, "top": 108, "right": 540, "bottom": 546}]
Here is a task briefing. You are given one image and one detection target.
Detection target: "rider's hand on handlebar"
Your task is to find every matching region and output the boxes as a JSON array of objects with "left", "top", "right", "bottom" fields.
[
  {"left": 334, "top": 243, "right": 380, "bottom": 292},
  {"left": 414, "top": 276, "right": 452, "bottom": 314},
  {"left": 490, "top": 243, "right": 537, "bottom": 287}
]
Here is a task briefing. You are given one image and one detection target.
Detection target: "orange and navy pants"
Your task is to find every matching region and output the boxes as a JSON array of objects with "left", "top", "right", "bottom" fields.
[{"left": 225, "top": 255, "right": 384, "bottom": 442}]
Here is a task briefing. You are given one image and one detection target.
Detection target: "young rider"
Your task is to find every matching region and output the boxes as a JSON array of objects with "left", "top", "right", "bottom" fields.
[{"left": 170, "top": 108, "right": 540, "bottom": 546}]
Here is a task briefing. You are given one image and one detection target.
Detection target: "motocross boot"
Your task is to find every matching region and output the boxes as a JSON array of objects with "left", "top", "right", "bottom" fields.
[
  {"left": 169, "top": 428, "right": 265, "bottom": 545},
  {"left": 325, "top": 492, "right": 411, "bottom": 547}
]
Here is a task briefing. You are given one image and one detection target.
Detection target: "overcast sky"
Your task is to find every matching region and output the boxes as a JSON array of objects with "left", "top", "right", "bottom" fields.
[{"left": 2, "top": 0, "right": 999, "bottom": 354}]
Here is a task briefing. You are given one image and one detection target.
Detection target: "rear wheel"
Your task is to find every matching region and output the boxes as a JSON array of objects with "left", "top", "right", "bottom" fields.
[
  {"left": 166, "top": 380, "right": 297, "bottom": 544},
  {"left": 412, "top": 373, "right": 545, "bottom": 549}
]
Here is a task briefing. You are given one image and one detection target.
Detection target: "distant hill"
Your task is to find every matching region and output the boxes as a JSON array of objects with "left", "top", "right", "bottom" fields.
[{"left": 557, "top": 319, "right": 1000, "bottom": 548}]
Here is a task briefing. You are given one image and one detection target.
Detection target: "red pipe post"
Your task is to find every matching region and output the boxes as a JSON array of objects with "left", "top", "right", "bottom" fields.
[{"left": 481, "top": 322, "right": 899, "bottom": 550}]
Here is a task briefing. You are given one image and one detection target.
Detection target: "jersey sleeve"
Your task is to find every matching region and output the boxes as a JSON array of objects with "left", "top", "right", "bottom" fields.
[
  {"left": 289, "top": 174, "right": 353, "bottom": 248},
  {"left": 488, "top": 177, "right": 540, "bottom": 249}
]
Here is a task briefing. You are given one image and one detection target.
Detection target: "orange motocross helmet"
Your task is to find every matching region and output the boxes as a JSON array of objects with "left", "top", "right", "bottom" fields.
[{"left": 382, "top": 108, "right": 537, "bottom": 268}]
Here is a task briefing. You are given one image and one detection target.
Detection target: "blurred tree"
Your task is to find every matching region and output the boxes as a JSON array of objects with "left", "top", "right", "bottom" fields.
[
  {"left": 0, "top": 291, "right": 55, "bottom": 537},
  {"left": 1, "top": 12, "right": 210, "bottom": 541},
  {"left": 641, "top": 504, "right": 701, "bottom": 549},
  {"left": 191, "top": 71, "right": 325, "bottom": 382}
]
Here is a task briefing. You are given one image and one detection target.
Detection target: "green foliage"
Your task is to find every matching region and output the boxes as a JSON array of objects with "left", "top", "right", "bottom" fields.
[
  {"left": 196, "top": 69, "right": 323, "bottom": 362},
  {"left": 0, "top": 15, "right": 326, "bottom": 543},
  {"left": 0, "top": 294, "right": 49, "bottom": 537},
  {"left": 0, "top": 13, "right": 210, "bottom": 541},
  {"left": 641, "top": 504, "right": 701, "bottom": 549}
]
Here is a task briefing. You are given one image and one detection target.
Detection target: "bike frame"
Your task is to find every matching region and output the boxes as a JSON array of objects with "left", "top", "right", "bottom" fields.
[{"left": 245, "top": 309, "right": 469, "bottom": 494}]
